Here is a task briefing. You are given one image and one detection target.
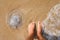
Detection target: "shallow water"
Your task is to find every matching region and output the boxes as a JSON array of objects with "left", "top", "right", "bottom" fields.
[{"left": 42, "top": 4, "right": 60, "bottom": 40}]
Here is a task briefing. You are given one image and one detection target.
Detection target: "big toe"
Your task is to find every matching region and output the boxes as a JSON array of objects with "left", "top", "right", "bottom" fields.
[
  {"left": 28, "top": 22, "right": 35, "bottom": 34},
  {"left": 37, "top": 21, "right": 42, "bottom": 33}
]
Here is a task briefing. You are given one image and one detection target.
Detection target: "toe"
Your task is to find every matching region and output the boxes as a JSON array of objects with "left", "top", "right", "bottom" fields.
[
  {"left": 37, "top": 21, "right": 42, "bottom": 33},
  {"left": 28, "top": 22, "right": 35, "bottom": 35}
]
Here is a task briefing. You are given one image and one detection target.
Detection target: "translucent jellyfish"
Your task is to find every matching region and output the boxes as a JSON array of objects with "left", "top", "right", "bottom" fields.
[
  {"left": 42, "top": 4, "right": 60, "bottom": 40},
  {"left": 7, "top": 9, "right": 22, "bottom": 29}
]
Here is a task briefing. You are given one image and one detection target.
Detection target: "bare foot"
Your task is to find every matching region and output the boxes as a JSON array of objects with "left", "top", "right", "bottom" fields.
[
  {"left": 26, "top": 22, "right": 35, "bottom": 40},
  {"left": 28, "top": 22, "right": 35, "bottom": 36},
  {"left": 37, "top": 21, "right": 42, "bottom": 36},
  {"left": 37, "top": 21, "right": 45, "bottom": 40}
]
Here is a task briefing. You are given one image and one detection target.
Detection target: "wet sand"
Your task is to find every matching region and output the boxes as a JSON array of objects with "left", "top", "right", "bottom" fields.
[{"left": 0, "top": 0, "right": 60, "bottom": 40}]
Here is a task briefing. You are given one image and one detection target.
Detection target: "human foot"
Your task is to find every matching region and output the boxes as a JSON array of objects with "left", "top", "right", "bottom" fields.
[
  {"left": 28, "top": 22, "right": 35, "bottom": 36},
  {"left": 26, "top": 22, "right": 35, "bottom": 40},
  {"left": 37, "top": 21, "right": 45, "bottom": 40},
  {"left": 37, "top": 21, "right": 42, "bottom": 36}
]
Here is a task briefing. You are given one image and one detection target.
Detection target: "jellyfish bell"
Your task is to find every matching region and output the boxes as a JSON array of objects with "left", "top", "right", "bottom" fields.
[
  {"left": 53, "top": 4, "right": 60, "bottom": 17},
  {"left": 42, "top": 4, "right": 60, "bottom": 40},
  {"left": 7, "top": 9, "right": 22, "bottom": 29},
  {"left": 9, "top": 14, "right": 20, "bottom": 27}
]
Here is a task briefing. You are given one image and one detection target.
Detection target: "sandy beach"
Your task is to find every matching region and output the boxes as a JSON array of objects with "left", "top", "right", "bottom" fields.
[{"left": 0, "top": 0, "right": 60, "bottom": 40}]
